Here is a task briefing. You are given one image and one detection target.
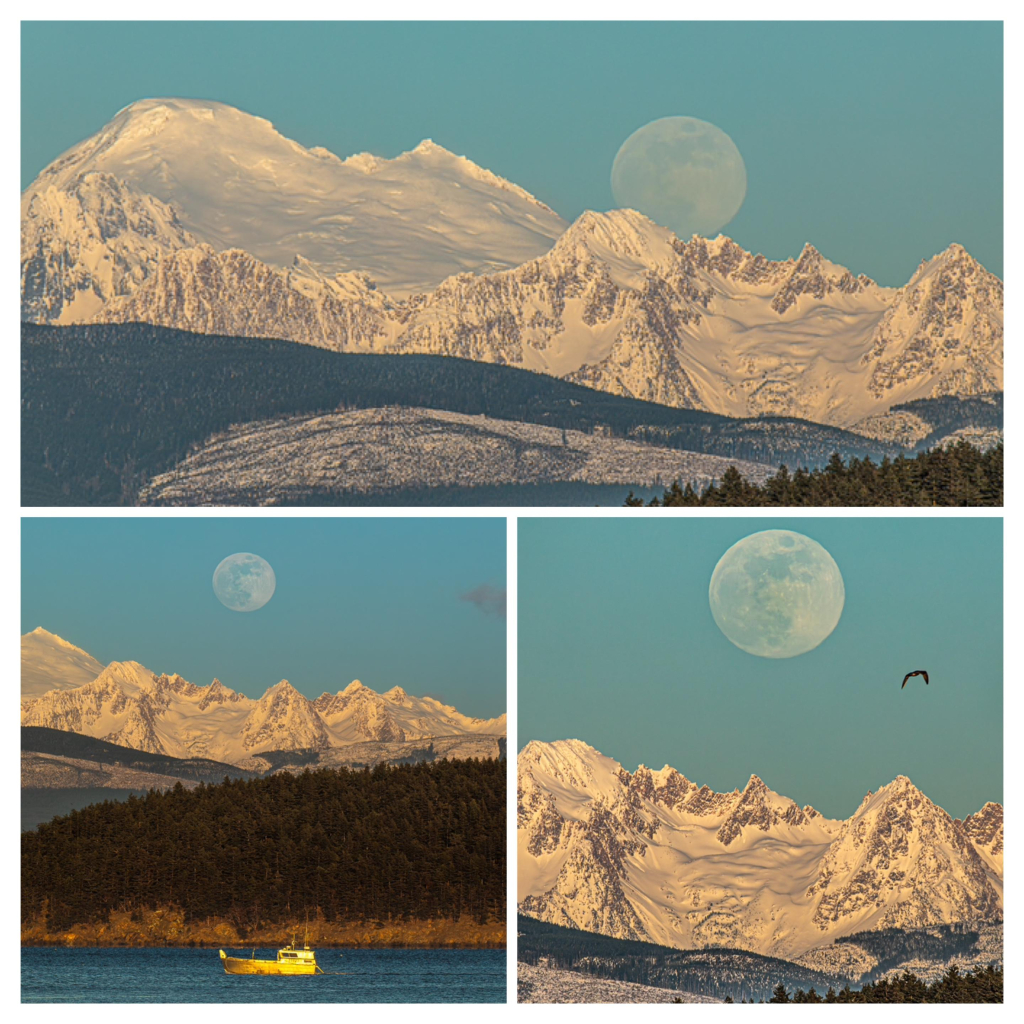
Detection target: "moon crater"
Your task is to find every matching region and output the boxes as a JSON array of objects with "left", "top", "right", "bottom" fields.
[
  {"left": 611, "top": 116, "right": 747, "bottom": 238},
  {"left": 213, "top": 552, "right": 276, "bottom": 612},
  {"left": 709, "top": 530, "right": 844, "bottom": 659}
]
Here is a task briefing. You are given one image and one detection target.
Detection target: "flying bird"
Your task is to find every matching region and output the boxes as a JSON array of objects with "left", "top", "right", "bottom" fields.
[{"left": 901, "top": 670, "right": 929, "bottom": 689}]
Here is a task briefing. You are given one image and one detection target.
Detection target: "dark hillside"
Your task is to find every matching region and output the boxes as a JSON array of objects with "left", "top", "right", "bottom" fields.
[
  {"left": 21, "top": 727, "right": 252, "bottom": 781},
  {"left": 22, "top": 322, "right": 898, "bottom": 505},
  {"left": 516, "top": 914, "right": 846, "bottom": 1002}
]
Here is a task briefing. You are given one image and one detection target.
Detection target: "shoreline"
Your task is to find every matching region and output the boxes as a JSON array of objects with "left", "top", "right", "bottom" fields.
[
  {"left": 22, "top": 908, "right": 505, "bottom": 950},
  {"left": 23, "top": 941, "right": 505, "bottom": 950}
]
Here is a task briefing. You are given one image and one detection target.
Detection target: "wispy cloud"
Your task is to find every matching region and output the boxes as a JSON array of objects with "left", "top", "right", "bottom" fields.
[{"left": 460, "top": 584, "right": 507, "bottom": 619}]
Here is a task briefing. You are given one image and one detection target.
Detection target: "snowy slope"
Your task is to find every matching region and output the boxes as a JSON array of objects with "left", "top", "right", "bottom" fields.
[
  {"left": 21, "top": 628, "right": 106, "bottom": 697},
  {"left": 22, "top": 99, "right": 1001, "bottom": 429},
  {"left": 518, "top": 962, "right": 719, "bottom": 1003},
  {"left": 21, "top": 631, "right": 505, "bottom": 762},
  {"left": 135, "top": 405, "right": 774, "bottom": 506},
  {"left": 85, "top": 209, "right": 1000, "bottom": 429},
  {"left": 23, "top": 97, "right": 566, "bottom": 302},
  {"left": 21, "top": 172, "right": 200, "bottom": 324},
  {"left": 518, "top": 740, "right": 1002, "bottom": 959}
]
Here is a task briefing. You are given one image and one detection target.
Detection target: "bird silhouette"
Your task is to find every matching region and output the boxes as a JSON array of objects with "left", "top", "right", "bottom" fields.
[{"left": 901, "top": 670, "right": 929, "bottom": 689}]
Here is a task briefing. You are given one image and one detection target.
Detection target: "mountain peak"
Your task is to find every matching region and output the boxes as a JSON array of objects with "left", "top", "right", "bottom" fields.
[
  {"left": 553, "top": 209, "right": 676, "bottom": 271},
  {"left": 744, "top": 773, "right": 768, "bottom": 794},
  {"left": 25, "top": 627, "right": 88, "bottom": 652},
  {"left": 342, "top": 679, "right": 368, "bottom": 695},
  {"left": 26, "top": 97, "right": 566, "bottom": 300},
  {"left": 267, "top": 679, "right": 303, "bottom": 697},
  {"left": 883, "top": 774, "right": 920, "bottom": 792},
  {"left": 410, "top": 138, "right": 451, "bottom": 157}
]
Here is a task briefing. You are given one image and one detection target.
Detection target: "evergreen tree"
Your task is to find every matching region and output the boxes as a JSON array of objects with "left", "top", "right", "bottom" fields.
[{"left": 626, "top": 442, "right": 1002, "bottom": 508}]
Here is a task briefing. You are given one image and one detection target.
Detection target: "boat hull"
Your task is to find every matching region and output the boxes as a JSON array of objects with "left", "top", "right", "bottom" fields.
[{"left": 220, "top": 950, "right": 317, "bottom": 975}]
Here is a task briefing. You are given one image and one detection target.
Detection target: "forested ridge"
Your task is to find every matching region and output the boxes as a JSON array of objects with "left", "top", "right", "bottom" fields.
[
  {"left": 626, "top": 441, "right": 1003, "bottom": 507},
  {"left": 765, "top": 966, "right": 1002, "bottom": 1003},
  {"left": 22, "top": 322, "right": 898, "bottom": 506},
  {"left": 517, "top": 915, "right": 1002, "bottom": 1003},
  {"left": 516, "top": 915, "right": 845, "bottom": 1002},
  {"left": 835, "top": 923, "right": 987, "bottom": 983},
  {"left": 22, "top": 761, "right": 505, "bottom": 931}
]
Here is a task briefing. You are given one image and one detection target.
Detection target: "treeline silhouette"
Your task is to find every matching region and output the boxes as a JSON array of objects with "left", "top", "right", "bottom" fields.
[
  {"left": 22, "top": 322, "right": 898, "bottom": 506},
  {"left": 626, "top": 441, "right": 1003, "bottom": 507},
  {"left": 765, "top": 965, "right": 1002, "bottom": 1003},
  {"left": 22, "top": 760, "right": 505, "bottom": 931}
]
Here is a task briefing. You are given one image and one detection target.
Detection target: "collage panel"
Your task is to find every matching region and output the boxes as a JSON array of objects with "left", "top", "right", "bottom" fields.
[
  {"left": 20, "top": 20, "right": 1001, "bottom": 510},
  {"left": 516, "top": 517, "right": 1003, "bottom": 1003},
  {"left": 20, "top": 517, "right": 507, "bottom": 1003}
]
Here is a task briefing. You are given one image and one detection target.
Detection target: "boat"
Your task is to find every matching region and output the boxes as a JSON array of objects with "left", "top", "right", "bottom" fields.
[{"left": 219, "top": 938, "right": 323, "bottom": 975}]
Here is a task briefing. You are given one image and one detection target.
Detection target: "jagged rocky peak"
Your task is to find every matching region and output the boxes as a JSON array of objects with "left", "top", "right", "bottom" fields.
[
  {"left": 770, "top": 242, "right": 874, "bottom": 314},
  {"left": 807, "top": 772, "right": 1001, "bottom": 934},
  {"left": 267, "top": 679, "right": 305, "bottom": 698},
  {"left": 197, "top": 676, "right": 247, "bottom": 710},
  {"left": 628, "top": 764, "right": 657, "bottom": 802},
  {"left": 519, "top": 738, "right": 1003, "bottom": 959},
  {"left": 650, "top": 765, "right": 697, "bottom": 808},
  {"left": 239, "top": 679, "right": 329, "bottom": 753},
  {"left": 715, "top": 773, "right": 814, "bottom": 846},
  {"left": 682, "top": 783, "right": 739, "bottom": 817},
  {"left": 963, "top": 802, "right": 1004, "bottom": 857},
  {"left": 311, "top": 680, "right": 380, "bottom": 717},
  {"left": 21, "top": 171, "right": 200, "bottom": 324},
  {"left": 874, "top": 773, "right": 928, "bottom": 803},
  {"left": 911, "top": 242, "right": 1003, "bottom": 306},
  {"left": 152, "top": 672, "right": 202, "bottom": 699},
  {"left": 384, "top": 685, "right": 409, "bottom": 703},
  {"left": 673, "top": 233, "right": 785, "bottom": 285}
]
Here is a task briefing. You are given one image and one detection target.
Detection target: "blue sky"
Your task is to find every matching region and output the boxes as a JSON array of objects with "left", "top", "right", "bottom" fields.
[
  {"left": 518, "top": 517, "right": 1002, "bottom": 820},
  {"left": 21, "top": 21, "right": 1002, "bottom": 285},
  {"left": 22, "top": 518, "right": 506, "bottom": 719}
]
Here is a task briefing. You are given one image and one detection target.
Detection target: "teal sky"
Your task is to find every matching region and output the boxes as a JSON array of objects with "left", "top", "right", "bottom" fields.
[
  {"left": 21, "top": 21, "right": 1002, "bottom": 285},
  {"left": 22, "top": 518, "right": 506, "bottom": 719},
  {"left": 518, "top": 517, "right": 1002, "bottom": 820}
]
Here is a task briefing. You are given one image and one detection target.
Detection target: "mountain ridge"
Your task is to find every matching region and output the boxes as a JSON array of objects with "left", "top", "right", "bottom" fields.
[
  {"left": 23, "top": 97, "right": 566, "bottom": 300},
  {"left": 22, "top": 99, "right": 1002, "bottom": 430},
  {"left": 21, "top": 630, "right": 505, "bottom": 764},
  {"left": 518, "top": 739, "right": 1001, "bottom": 958}
]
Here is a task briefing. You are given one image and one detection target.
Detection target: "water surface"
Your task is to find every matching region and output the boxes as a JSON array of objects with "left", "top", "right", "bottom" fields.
[{"left": 22, "top": 947, "right": 505, "bottom": 1003}]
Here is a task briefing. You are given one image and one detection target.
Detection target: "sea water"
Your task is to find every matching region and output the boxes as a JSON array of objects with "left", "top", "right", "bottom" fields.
[{"left": 22, "top": 947, "right": 505, "bottom": 1003}]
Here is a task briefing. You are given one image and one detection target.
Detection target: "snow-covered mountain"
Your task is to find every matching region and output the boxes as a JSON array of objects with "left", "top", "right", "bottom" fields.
[
  {"left": 21, "top": 627, "right": 107, "bottom": 698},
  {"left": 22, "top": 99, "right": 1002, "bottom": 429},
  {"left": 517, "top": 739, "right": 1002, "bottom": 959},
  {"left": 20, "top": 631, "right": 505, "bottom": 763},
  {"left": 22, "top": 97, "right": 566, "bottom": 305}
]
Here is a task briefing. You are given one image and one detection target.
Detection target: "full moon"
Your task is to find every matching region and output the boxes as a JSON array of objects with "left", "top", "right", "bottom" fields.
[
  {"left": 709, "top": 531, "right": 844, "bottom": 659},
  {"left": 212, "top": 552, "right": 276, "bottom": 612},
  {"left": 611, "top": 116, "right": 747, "bottom": 238}
]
